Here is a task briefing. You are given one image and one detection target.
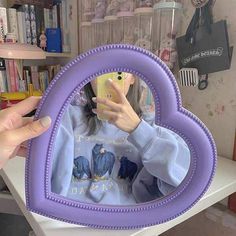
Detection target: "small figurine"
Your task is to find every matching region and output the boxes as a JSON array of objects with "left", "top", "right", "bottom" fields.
[
  {"left": 138, "top": 0, "right": 153, "bottom": 8},
  {"left": 39, "top": 30, "right": 47, "bottom": 51},
  {"left": 106, "top": 0, "right": 120, "bottom": 16},
  {"left": 94, "top": 0, "right": 107, "bottom": 19}
]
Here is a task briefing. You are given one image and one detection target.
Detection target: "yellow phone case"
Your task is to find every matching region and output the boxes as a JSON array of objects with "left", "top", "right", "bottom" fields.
[{"left": 96, "top": 72, "right": 125, "bottom": 120}]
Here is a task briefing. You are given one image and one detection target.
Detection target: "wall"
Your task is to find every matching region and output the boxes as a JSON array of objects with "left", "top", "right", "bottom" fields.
[{"left": 179, "top": 0, "right": 236, "bottom": 158}]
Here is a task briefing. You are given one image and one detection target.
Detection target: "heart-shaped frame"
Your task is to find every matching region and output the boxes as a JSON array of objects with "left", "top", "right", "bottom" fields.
[{"left": 26, "top": 44, "right": 217, "bottom": 230}]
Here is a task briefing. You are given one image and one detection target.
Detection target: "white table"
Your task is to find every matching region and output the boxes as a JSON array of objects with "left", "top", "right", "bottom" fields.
[{"left": 1, "top": 156, "right": 236, "bottom": 236}]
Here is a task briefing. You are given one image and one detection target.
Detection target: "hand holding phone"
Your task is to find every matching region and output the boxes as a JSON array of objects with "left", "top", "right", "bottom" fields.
[{"left": 96, "top": 72, "right": 125, "bottom": 120}]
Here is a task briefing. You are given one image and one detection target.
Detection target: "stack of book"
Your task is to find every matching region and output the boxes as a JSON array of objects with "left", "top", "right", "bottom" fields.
[
  {"left": 0, "top": 0, "right": 72, "bottom": 53},
  {"left": 0, "top": 58, "right": 61, "bottom": 94}
]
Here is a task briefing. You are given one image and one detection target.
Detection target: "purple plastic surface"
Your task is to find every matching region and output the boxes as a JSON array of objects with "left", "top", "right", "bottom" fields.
[{"left": 26, "top": 44, "right": 217, "bottom": 229}]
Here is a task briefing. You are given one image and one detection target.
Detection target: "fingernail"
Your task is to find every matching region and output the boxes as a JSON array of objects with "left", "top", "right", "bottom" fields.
[
  {"left": 108, "top": 78, "right": 113, "bottom": 83},
  {"left": 92, "top": 109, "right": 97, "bottom": 114},
  {"left": 39, "top": 116, "right": 51, "bottom": 128},
  {"left": 92, "top": 97, "right": 97, "bottom": 102}
]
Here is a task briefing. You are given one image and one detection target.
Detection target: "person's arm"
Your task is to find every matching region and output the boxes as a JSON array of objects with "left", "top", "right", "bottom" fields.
[
  {"left": 0, "top": 97, "right": 51, "bottom": 169},
  {"left": 128, "top": 118, "right": 190, "bottom": 194}
]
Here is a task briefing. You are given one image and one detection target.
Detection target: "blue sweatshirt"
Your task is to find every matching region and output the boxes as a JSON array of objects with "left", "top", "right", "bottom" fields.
[{"left": 51, "top": 104, "right": 190, "bottom": 205}]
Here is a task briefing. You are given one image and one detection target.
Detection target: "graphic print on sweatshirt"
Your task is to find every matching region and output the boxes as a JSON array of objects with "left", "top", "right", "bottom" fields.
[{"left": 69, "top": 142, "right": 139, "bottom": 203}]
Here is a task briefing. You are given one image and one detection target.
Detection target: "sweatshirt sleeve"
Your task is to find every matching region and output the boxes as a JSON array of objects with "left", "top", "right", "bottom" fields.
[
  {"left": 51, "top": 105, "right": 85, "bottom": 196},
  {"left": 127, "top": 118, "right": 190, "bottom": 195}
]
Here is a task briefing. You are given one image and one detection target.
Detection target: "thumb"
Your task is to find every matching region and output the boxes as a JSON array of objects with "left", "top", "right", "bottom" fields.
[{"left": 11, "top": 116, "right": 52, "bottom": 145}]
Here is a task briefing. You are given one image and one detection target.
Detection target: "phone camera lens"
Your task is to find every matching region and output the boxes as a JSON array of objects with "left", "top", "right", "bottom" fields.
[
  {"left": 118, "top": 72, "right": 122, "bottom": 75},
  {"left": 118, "top": 76, "right": 122, "bottom": 80}
]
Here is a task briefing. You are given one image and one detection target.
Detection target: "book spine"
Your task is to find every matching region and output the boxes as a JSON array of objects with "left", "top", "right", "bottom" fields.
[
  {"left": 21, "top": 11, "right": 27, "bottom": 43},
  {"left": 52, "top": 5, "right": 58, "bottom": 28},
  {"left": 0, "top": 71, "right": 8, "bottom": 92},
  {"left": 18, "top": 79, "right": 26, "bottom": 92},
  {"left": 48, "top": 8, "right": 53, "bottom": 28},
  {"left": 5, "top": 60, "right": 10, "bottom": 91},
  {"left": 31, "top": 66, "right": 40, "bottom": 90},
  {"left": 35, "top": 6, "right": 44, "bottom": 46},
  {"left": 61, "top": 0, "right": 70, "bottom": 52},
  {"left": 39, "top": 71, "right": 45, "bottom": 92},
  {"left": 6, "top": 60, "right": 17, "bottom": 92},
  {"left": 44, "top": 8, "right": 51, "bottom": 29},
  {"left": 22, "top": 4, "right": 32, "bottom": 44},
  {"left": 7, "top": 8, "right": 19, "bottom": 42},
  {"left": 13, "top": 60, "right": 19, "bottom": 91},
  {"left": 17, "top": 12, "right": 25, "bottom": 43},
  {"left": 44, "top": 71, "right": 49, "bottom": 89},
  {"left": 56, "top": 3, "right": 60, "bottom": 28},
  {"left": 66, "top": 0, "right": 72, "bottom": 52},
  {"left": 29, "top": 5, "right": 37, "bottom": 45},
  {"left": 0, "top": 7, "right": 8, "bottom": 37}
]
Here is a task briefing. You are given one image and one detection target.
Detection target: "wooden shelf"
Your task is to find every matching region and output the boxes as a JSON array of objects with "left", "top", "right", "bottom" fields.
[{"left": 0, "top": 43, "right": 46, "bottom": 60}]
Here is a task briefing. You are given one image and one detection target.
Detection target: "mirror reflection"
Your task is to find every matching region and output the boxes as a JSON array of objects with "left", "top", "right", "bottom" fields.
[{"left": 51, "top": 72, "right": 190, "bottom": 205}]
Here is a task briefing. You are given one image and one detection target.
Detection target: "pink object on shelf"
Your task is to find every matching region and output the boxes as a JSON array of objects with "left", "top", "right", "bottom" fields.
[{"left": 0, "top": 43, "right": 46, "bottom": 59}]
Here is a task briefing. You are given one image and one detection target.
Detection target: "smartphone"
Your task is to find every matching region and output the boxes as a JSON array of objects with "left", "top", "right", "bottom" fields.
[{"left": 96, "top": 72, "right": 125, "bottom": 120}]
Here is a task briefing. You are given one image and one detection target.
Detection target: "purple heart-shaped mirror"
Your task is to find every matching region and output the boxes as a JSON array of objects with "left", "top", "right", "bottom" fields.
[{"left": 26, "top": 44, "right": 216, "bottom": 229}]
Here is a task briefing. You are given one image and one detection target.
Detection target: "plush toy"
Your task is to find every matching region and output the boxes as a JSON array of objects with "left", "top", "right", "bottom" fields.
[
  {"left": 106, "top": 0, "right": 120, "bottom": 16},
  {"left": 156, "top": 35, "right": 178, "bottom": 70},
  {"left": 94, "top": 0, "right": 107, "bottom": 19}
]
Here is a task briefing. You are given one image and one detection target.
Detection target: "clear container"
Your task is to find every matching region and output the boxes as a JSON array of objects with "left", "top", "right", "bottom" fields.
[
  {"left": 153, "top": 0, "right": 183, "bottom": 70},
  {"left": 134, "top": 8, "right": 153, "bottom": 51},
  {"left": 135, "top": 0, "right": 153, "bottom": 10},
  {"left": 105, "top": 0, "right": 119, "bottom": 17},
  {"left": 81, "top": 0, "right": 96, "bottom": 22},
  {"left": 80, "top": 22, "right": 93, "bottom": 53},
  {"left": 104, "top": 16, "right": 123, "bottom": 44},
  {"left": 118, "top": 15, "right": 135, "bottom": 44},
  {"left": 91, "top": 20, "right": 110, "bottom": 47}
]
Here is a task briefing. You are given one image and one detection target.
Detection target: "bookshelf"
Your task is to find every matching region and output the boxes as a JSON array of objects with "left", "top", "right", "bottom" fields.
[
  {"left": 0, "top": 0, "right": 79, "bottom": 108},
  {"left": 0, "top": 43, "right": 45, "bottom": 104}
]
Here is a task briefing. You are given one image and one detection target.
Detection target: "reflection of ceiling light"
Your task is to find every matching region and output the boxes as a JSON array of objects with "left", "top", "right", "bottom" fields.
[{"left": 0, "top": 43, "right": 46, "bottom": 59}]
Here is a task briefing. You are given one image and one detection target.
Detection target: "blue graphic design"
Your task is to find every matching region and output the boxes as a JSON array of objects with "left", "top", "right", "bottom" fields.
[
  {"left": 118, "top": 156, "right": 138, "bottom": 181},
  {"left": 92, "top": 144, "right": 115, "bottom": 178},
  {"left": 73, "top": 156, "right": 91, "bottom": 180}
]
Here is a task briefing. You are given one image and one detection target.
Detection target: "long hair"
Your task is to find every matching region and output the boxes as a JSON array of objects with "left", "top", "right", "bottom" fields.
[{"left": 83, "top": 77, "right": 143, "bottom": 136}]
